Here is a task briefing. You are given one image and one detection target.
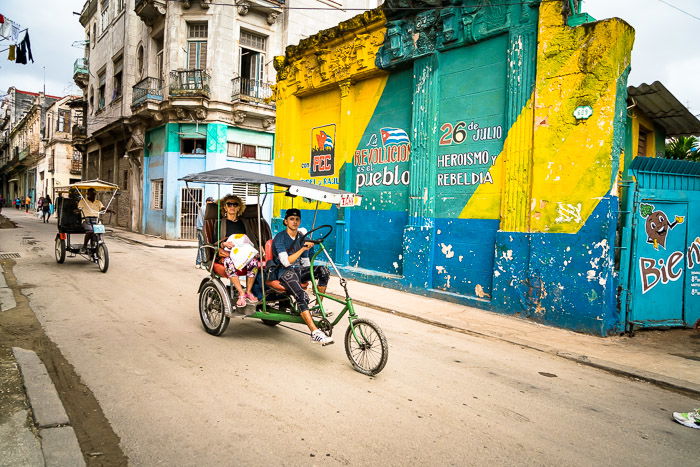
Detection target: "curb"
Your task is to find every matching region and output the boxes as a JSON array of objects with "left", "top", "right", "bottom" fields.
[
  {"left": 109, "top": 231, "right": 195, "bottom": 249},
  {"left": 12, "top": 347, "right": 86, "bottom": 466},
  {"left": 342, "top": 296, "right": 700, "bottom": 398}
]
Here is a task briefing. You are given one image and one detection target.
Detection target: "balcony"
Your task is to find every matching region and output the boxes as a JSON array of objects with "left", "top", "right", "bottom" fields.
[
  {"left": 132, "top": 77, "right": 164, "bottom": 107},
  {"left": 73, "top": 58, "right": 89, "bottom": 89},
  {"left": 135, "top": 0, "right": 166, "bottom": 26},
  {"left": 70, "top": 158, "right": 83, "bottom": 175},
  {"left": 232, "top": 77, "right": 274, "bottom": 105},
  {"left": 72, "top": 123, "right": 87, "bottom": 140},
  {"left": 169, "top": 70, "right": 210, "bottom": 99}
]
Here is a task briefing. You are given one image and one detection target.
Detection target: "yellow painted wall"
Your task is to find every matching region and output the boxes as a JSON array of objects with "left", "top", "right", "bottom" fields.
[
  {"left": 273, "top": 11, "right": 388, "bottom": 216},
  {"left": 462, "top": 1, "right": 634, "bottom": 233}
]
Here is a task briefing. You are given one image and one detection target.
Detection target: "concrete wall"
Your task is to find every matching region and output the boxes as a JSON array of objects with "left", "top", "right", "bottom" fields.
[{"left": 273, "top": 1, "right": 635, "bottom": 334}]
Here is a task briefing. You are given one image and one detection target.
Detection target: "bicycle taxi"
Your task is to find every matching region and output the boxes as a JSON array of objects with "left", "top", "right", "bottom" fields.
[
  {"left": 54, "top": 179, "right": 118, "bottom": 273},
  {"left": 180, "top": 167, "right": 388, "bottom": 376}
]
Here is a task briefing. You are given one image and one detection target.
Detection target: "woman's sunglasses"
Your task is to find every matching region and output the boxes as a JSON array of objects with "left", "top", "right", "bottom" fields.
[{"left": 226, "top": 202, "right": 240, "bottom": 207}]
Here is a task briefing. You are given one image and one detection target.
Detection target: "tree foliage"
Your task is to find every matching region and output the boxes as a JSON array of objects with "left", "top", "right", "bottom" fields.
[{"left": 664, "top": 136, "right": 699, "bottom": 161}]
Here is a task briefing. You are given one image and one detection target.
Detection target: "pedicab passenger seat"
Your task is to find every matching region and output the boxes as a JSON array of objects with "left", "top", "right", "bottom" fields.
[
  {"left": 56, "top": 198, "right": 85, "bottom": 233},
  {"left": 201, "top": 202, "right": 272, "bottom": 279}
]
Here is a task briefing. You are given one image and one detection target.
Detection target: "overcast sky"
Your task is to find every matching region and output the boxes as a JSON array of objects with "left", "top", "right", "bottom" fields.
[{"left": 1, "top": 0, "right": 698, "bottom": 115}]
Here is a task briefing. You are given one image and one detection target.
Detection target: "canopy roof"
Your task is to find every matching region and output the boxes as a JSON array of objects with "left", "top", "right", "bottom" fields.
[
  {"left": 180, "top": 167, "right": 362, "bottom": 206},
  {"left": 628, "top": 81, "right": 700, "bottom": 137},
  {"left": 55, "top": 179, "right": 119, "bottom": 193}
]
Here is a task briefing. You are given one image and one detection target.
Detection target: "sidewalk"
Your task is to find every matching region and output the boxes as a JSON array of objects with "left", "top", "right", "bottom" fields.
[
  {"left": 0, "top": 347, "right": 85, "bottom": 467},
  {"left": 104, "top": 225, "right": 700, "bottom": 397}
]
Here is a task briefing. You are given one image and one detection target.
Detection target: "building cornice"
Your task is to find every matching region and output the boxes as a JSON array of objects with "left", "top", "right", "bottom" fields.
[{"left": 274, "top": 10, "right": 387, "bottom": 98}]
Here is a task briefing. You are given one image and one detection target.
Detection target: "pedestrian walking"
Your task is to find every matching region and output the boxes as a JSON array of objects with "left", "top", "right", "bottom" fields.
[
  {"left": 42, "top": 195, "right": 52, "bottom": 223},
  {"left": 0, "top": 194, "right": 4, "bottom": 214},
  {"left": 24, "top": 194, "right": 31, "bottom": 213},
  {"left": 15, "top": 197, "right": 20, "bottom": 210},
  {"left": 195, "top": 197, "right": 215, "bottom": 268}
]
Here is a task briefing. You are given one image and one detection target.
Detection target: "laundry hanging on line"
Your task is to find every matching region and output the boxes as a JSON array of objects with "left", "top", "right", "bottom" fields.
[
  {"left": 15, "top": 31, "right": 33, "bottom": 65},
  {"left": 8, "top": 44, "right": 15, "bottom": 61}
]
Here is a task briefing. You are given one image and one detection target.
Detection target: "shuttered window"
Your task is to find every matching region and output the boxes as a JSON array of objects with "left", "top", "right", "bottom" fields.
[
  {"left": 151, "top": 179, "right": 163, "bottom": 210},
  {"left": 187, "top": 23, "right": 208, "bottom": 70},
  {"left": 230, "top": 183, "right": 260, "bottom": 205}
]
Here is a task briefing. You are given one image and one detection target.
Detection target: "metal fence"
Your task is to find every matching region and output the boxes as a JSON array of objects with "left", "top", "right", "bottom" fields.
[
  {"left": 170, "top": 69, "right": 210, "bottom": 97},
  {"left": 180, "top": 187, "right": 203, "bottom": 240},
  {"left": 132, "top": 77, "right": 164, "bottom": 106},
  {"left": 232, "top": 76, "right": 274, "bottom": 103}
]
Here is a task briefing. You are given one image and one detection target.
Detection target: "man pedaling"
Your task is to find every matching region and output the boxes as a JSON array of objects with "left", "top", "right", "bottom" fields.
[{"left": 270, "top": 208, "right": 333, "bottom": 346}]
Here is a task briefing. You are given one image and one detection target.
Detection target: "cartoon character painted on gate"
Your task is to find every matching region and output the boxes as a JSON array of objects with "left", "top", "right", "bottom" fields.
[{"left": 639, "top": 203, "right": 685, "bottom": 250}]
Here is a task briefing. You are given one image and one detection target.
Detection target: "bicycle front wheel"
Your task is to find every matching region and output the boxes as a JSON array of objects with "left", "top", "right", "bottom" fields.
[{"left": 344, "top": 318, "right": 388, "bottom": 376}]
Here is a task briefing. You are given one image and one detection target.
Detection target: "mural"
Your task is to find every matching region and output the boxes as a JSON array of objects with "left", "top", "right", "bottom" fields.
[
  {"left": 273, "top": 1, "right": 636, "bottom": 334},
  {"left": 639, "top": 203, "right": 685, "bottom": 250},
  {"left": 310, "top": 124, "right": 336, "bottom": 178}
]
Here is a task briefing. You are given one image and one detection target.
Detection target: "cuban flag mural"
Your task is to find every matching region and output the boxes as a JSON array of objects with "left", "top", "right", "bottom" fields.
[
  {"left": 380, "top": 127, "right": 410, "bottom": 146},
  {"left": 316, "top": 130, "right": 334, "bottom": 150},
  {"left": 310, "top": 124, "right": 336, "bottom": 177}
]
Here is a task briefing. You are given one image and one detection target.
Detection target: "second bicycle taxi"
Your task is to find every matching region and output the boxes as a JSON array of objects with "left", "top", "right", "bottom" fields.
[{"left": 54, "top": 179, "right": 118, "bottom": 273}]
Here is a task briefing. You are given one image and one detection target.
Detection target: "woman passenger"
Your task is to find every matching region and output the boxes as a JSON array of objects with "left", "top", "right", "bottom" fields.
[{"left": 217, "top": 195, "right": 259, "bottom": 308}]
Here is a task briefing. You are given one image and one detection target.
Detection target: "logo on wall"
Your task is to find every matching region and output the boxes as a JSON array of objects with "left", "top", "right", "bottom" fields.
[
  {"left": 639, "top": 203, "right": 685, "bottom": 250},
  {"left": 310, "top": 124, "right": 336, "bottom": 177}
]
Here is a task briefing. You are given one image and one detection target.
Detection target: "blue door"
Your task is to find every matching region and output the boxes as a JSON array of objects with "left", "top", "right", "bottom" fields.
[{"left": 629, "top": 200, "right": 687, "bottom": 326}]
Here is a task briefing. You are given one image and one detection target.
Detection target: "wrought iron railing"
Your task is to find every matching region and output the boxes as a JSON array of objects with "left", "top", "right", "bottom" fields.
[
  {"left": 132, "top": 77, "right": 164, "bottom": 106},
  {"left": 72, "top": 124, "right": 87, "bottom": 140},
  {"left": 231, "top": 77, "right": 274, "bottom": 103},
  {"left": 73, "top": 58, "right": 88, "bottom": 76},
  {"left": 169, "top": 69, "right": 210, "bottom": 97},
  {"left": 71, "top": 157, "right": 82, "bottom": 174}
]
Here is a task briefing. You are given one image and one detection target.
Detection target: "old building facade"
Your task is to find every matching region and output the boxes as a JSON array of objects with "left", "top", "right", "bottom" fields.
[
  {"left": 0, "top": 89, "right": 61, "bottom": 207},
  {"left": 75, "top": 0, "right": 378, "bottom": 238}
]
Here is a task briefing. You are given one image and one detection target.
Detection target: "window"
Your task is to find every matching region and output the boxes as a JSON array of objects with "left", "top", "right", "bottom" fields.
[
  {"left": 151, "top": 179, "right": 163, "bottom": 209},
  {"left": 187, "top": 22, "right": 208, "bottom": 70},
  {"left": 116, "top": 0, "right": 125, "bottom": 13},
  {"left": 88, "top": 86, "right": 94, "bottom": 112},
  {"left": 47, "top": 114, "right": 53, "bottom": 139},
  {"left": 137, "top": 45, "right": 144, "bottom": 78},
  {"left": 230, "top": 183, "right": 260, "bottom": 205},
  {"left": 638, "top": 127, "right": 650, "bottom": 157},
  {"left": 112, "top": 56, "right": 123, "bottom": 100},
  {"left": 240, "top": 31, "right": 267, "bottom": 51},
  {"left": 227, "top": 142, "right": 271, "bottom": 161},
  {"left": 97, "top": 72, "right": 106, "bottom": 109},
  {"left": 100, "top": 0, "right": 110, "bottom": 33},
  {"left": 57, "top": 109, "right": 71, "bottom": 133},
  {"left": 92, "top": 23, "right": 96, "bottom": 47},
  {"left": 155, "top": 35, "right": 164, "bottom": 80},
  {"left": 239, "top": 31, "right": 267, "bottom": 95},
  {"left": 181, "top": 138, "right": 206, "bottom": 155}
]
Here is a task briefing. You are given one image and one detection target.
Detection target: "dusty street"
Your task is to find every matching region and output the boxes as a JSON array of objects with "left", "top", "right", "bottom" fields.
[{"left": 1, "top": 211, "right": 698, "bottom": 466}]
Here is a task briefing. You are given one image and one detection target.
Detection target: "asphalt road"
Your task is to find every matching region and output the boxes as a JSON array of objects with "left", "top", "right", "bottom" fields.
[{"left": 2, "top": 213, "right": 698, "bottom": 466}]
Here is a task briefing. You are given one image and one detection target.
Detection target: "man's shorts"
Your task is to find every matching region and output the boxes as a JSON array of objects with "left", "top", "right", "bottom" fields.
[{"left": 82, "top": 216, "right": 99, "bottom": 232}]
